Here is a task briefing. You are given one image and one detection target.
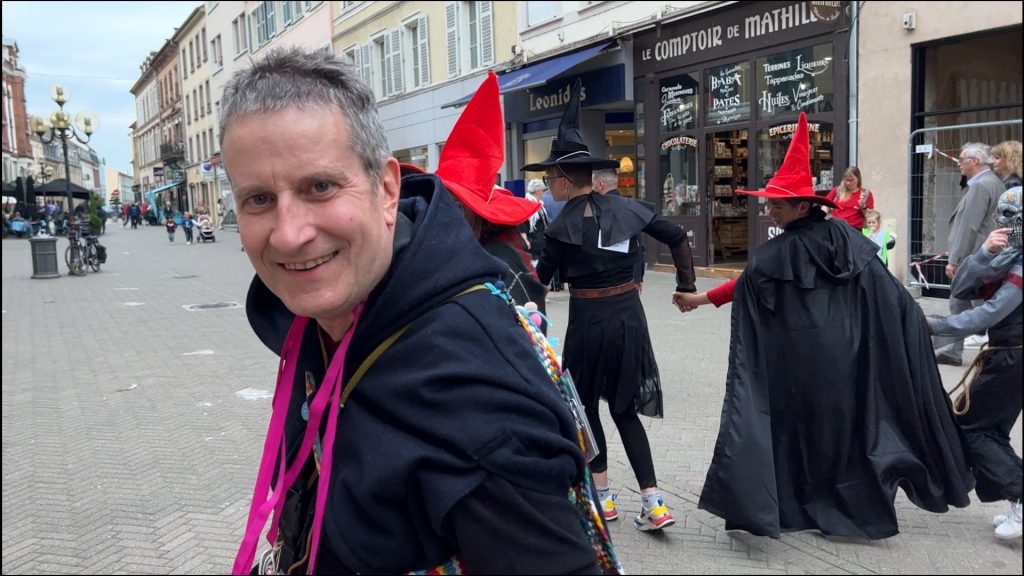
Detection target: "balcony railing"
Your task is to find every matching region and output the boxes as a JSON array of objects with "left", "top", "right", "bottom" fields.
[{"left": 160, "top": 142, "right": 186, "bottom": 163}]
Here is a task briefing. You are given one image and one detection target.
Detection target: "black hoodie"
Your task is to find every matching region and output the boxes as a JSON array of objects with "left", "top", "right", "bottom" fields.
[{"left": 246, "top": 174, "right": 599, "bottom": 574}]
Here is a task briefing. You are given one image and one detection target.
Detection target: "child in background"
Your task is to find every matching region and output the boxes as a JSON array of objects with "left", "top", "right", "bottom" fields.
[
  {"left": 165, "top": 214, "right": 177, "bottom": 244},
  {"left": 862, "top": 209, "right": 896, "bottom": 265},
  {"left": 181, "top": 211, "right": 195, "bottom": 245}
]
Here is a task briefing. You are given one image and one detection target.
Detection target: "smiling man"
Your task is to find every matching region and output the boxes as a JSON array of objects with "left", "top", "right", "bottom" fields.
[{"left": 222, "top": 49, "right": 610, "bottom": 575}]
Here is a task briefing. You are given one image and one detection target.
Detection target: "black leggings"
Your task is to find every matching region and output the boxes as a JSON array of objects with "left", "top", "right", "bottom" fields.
[{"left": 586, "top": 403, "right": 657, "bottom": 489}]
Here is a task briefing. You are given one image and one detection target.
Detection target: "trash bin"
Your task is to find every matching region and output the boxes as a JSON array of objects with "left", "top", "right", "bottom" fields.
[{"left": 29, "top": 236, "right": 61, "bottom": 279}]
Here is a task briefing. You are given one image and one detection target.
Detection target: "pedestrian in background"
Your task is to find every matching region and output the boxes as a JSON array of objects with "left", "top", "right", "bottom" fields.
[
  {"left": 937, "top": 142, "right": 1006, "bottom": 365},
  {"left": 165, "top": 214, "right": 177, "bottom": 244},
  {"left": 990, "top": 140, "right": 1022, "bottom": 189},
  {"left": 181, "top": 211, "right": 195, "bottom": 245},
  {"left": 825, "top": 165, "right": 874, "bottom": 229}
]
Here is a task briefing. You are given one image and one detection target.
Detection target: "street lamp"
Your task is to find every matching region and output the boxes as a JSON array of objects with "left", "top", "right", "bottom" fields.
[{"left": 31, "top": 85, "right": 99, "bottom": 215}]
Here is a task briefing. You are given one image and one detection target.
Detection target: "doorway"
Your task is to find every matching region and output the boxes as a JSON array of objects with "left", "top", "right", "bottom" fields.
[{"left": 707, "top": 129, "right": 749, "bottom": 264}]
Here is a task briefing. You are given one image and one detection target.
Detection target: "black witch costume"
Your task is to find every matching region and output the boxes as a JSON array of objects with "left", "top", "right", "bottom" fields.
[{"left": 525, "top": 79, "right": 696, "bottom": 491}]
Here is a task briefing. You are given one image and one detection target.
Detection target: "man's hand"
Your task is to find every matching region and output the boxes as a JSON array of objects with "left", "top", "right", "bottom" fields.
[
  {"left": 945, "top": 263, "right": 957, "bottom": 279},
  {"left": 984, "top": 227, "right": 1012, "bottom": 254}
]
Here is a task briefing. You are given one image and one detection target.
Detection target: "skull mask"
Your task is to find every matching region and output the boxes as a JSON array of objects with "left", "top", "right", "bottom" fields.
[{"left": 995, "top": 186, "right": 1022, "bottom": 249}]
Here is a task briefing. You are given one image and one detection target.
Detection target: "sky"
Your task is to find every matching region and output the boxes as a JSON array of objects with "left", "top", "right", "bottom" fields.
[{"left": 2, "top": 1, "right": 201, "bottom": 175}]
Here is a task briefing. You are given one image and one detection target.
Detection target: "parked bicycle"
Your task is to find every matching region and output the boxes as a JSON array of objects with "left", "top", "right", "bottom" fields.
[{"left": 64, "top": 223, "right": 102, "bottom": 276}]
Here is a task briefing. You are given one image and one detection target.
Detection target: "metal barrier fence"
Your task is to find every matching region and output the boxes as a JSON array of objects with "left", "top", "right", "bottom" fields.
[{"left": 906, "top": 119, "right": 1021, "bottom": 293}]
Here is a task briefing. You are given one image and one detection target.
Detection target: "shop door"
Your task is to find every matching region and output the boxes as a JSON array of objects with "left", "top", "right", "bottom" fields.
[
  {"left": 708, "top": 129, "right": 750, "bottom": 265},
  {"left": 657, "top": 133, "right": 706, "bottom": 267}
]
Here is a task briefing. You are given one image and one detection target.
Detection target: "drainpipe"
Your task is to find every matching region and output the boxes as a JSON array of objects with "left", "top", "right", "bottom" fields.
[{"left": 848, "top": 1, "right": 859, "bottom": 166}]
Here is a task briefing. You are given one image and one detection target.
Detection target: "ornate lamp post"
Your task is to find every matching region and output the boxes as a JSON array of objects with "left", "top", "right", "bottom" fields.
[{"left": 31, "top": 85, "right": 99, "bottom": 215}]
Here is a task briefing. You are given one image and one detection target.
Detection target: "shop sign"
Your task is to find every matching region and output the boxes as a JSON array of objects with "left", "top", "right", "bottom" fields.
[
  {"left": 503, "top": 65, "right": 625, "bottom": 121},
  {"left": 635, "top": 1, "right": 847, "bottom": 75}
]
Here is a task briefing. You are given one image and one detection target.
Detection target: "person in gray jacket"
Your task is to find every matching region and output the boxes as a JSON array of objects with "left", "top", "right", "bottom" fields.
[{"left": 937, "top": 142, "right": 1007, "bottom": 365}]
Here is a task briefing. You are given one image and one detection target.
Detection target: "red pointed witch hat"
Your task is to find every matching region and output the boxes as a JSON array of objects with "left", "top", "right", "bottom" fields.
[
  {"left": 738, "top": 112, "right": 837, "bottom": 208},
  {"left": 403, "top": 71, "right": 539, "bottom": 226}
]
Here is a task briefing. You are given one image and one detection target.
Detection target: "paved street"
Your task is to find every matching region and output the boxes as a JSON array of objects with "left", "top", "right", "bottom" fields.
[{"left": 2, "top": 223, "right": 1021, "bottom": 574}]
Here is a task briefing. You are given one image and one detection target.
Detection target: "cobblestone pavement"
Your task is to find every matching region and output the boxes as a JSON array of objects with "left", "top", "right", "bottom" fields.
[{"left": 2, "top": 224, "right": 1021, "bottom": 574}]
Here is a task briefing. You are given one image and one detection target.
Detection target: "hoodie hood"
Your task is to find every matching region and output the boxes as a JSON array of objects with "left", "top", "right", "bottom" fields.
[{"left": 247, "top": 173, "right": 507, "bottom": 359}]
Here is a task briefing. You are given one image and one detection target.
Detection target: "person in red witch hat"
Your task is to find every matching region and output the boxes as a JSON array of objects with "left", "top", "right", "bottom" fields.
[
  {"left": 696, "top": 112, "right": 974, "bottom": 541},
  {"left": 402, "top": 72, "right": 548, "bottom": 327},
  {"left": 523, "top": 78, "right": 697, "bottom": 532}
]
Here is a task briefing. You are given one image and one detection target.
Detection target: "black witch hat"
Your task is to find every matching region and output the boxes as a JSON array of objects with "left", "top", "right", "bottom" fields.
[{"left": 521, "top": 78, "right": 619, "bottom": 171}]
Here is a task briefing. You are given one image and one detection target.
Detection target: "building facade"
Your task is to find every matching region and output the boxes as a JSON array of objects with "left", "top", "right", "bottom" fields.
[
  {"left": 633, "top": 1, "right": 849, "bottom": 267},
  {"left": 177, "top": 6, "right": 216, "bottom": 217},
  {"left": 333, "top": 1, "right": 517, "bottom": 179},
  {"left": 857, "top": 2, "right": 1022, "bottom": 285},
  {"left": 205, "top": 0, "right": 254, "bottom": 226},
  {"left": 2, "top": 41, "right": 33, "bottom": 184}
]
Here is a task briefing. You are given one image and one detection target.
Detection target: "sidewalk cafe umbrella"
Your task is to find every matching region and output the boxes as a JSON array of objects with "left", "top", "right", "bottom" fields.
[{"left": 34, "top": 179, "right": 93, "bottom": 200}]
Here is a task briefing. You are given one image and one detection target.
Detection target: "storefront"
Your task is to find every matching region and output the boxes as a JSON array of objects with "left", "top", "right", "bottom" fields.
[
  {"left": 634, "top": 1, "right": 849, "bottom": 267},
  {"left": 505, "top": 43, "right": 636, "bottom": 196}
]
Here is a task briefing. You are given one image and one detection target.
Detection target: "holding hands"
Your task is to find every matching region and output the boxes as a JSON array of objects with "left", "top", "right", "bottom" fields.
[{"left": 673, "top": 291, "right": 708, "bottom": 313}]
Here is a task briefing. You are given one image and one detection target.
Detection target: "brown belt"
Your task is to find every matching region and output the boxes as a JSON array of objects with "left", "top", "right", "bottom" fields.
[{"left": 569, "top": 282, "right": 638, "bottom": 299}]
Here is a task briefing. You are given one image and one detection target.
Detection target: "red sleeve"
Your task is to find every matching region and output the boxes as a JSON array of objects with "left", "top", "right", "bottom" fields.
[
  {"left": 866, "top": 190, "right": 875, "bottom": 209},
  {"left": 707, "top": 278, "right": 737, "bottom": 308}
]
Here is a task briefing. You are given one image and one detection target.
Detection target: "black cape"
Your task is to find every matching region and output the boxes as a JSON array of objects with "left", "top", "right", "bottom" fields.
[
  {"left": 699, "top": 212, "right": 974, "bottom": 540},
  {"left": 546, "top": 192, "right": 655, "bottom": 247}
]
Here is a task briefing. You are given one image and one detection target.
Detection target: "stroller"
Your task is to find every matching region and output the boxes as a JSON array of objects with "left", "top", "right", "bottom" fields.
[{"left": 197, "top": 215, "right": 216, "bottom": 243}]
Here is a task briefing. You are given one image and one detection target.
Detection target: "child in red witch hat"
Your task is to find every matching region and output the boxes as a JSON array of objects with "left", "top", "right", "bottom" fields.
[
  {"left": 403, "top": 72, "right": 548, "bottom": 326},
  {"left": 696, "top": 113, "right": 973, "bottom": 540},
  {"left": 673, "top": 112, "right": 838, "bottom": 311}
]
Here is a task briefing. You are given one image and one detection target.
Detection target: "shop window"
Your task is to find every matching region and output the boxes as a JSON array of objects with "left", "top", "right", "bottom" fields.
[
  {"left": 756, "top": 43, "right": 834, "bottom": 119},
  {"left": 708, "top": 130, "right": 749, "bottom": 263},
  {"left": 606, "top": 125, "right": 636, "bottom": 197},
  {"left": 523, "top": 135, "right": 553, "bottom": 182},
  {"left": 659, "top": 135, "right": 700, "bottom": 217},
  {"left": 393, "top": 145, "right": 429, "bottom": 171},
  {"left": 660, "top": 72, "right": 699, "bottom": 133},
  {"left": 755, "top": 120, "right": 834, "bottom": 215},
  {"left": 705, "top": 61, "right": 750, "bottom": 126}
]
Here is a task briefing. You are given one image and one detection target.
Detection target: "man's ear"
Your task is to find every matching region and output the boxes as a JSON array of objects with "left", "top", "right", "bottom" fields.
[{"left": 379, "top": 156, "right": 401, "bottom": 225}]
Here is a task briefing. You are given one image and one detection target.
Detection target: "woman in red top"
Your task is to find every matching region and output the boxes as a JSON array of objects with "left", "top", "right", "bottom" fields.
[{"left": 825, "top": 166, "right": 874, "bottom": 229}]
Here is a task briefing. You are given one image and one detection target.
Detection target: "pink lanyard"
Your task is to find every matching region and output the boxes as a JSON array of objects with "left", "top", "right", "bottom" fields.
[{"left": 233, "top": 305, "right": 364, "bottom": 575}]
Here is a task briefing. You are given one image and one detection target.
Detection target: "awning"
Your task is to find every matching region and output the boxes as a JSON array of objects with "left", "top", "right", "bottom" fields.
[
  {"left": 145, "top": 180, "right": 184, "bottom": 196},
  {"left": 441, "top": 42, "right": 615, "bottom": 109}
]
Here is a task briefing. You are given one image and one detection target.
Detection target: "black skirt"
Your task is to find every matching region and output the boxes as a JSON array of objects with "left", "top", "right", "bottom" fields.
[{"left": 562, "top": 289, "right": 662, "bottom": 418}]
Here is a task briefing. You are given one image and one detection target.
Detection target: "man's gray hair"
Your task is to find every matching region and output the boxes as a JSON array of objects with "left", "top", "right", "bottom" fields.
[
  {"left": 526, "top": 178, "right": 547, "bottom": 193},
  {"left": 593, "top": 168, "right": 619, "bottom": 187},
  {"left": 219, "top": 47, "right": 390, "bottom": 185},
  {"left": 961, "top": 142, "right": 992, "bottom": 165}
]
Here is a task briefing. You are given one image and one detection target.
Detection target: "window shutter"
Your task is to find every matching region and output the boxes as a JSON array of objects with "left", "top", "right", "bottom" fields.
[
  {"left": 382, "top": 39, "right": 394, "bottom": 96},
  {"left": 389, "top": 28, "right": 403, "bottom": 95},
  {"left": 417, "top": 14, "right": 430, "bottom": 87},
  {"left": 352, "top": 47, "right": 362, "bottom": 80},
  {"left": 445, "top": 2, "right": 459, "bottom": 78},
  {"left": 360, "top": 43, "right": 372, "bottom": 87},
  {"left": 479, "top": 1, "right": 493, "bottom": 66}
]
